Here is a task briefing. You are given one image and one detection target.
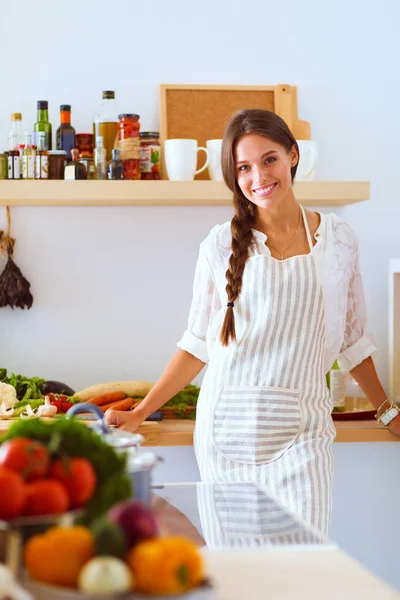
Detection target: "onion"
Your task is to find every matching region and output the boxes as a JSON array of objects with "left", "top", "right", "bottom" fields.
[{"left": 78, "top": 556, "right": 133, "bottom": 595}]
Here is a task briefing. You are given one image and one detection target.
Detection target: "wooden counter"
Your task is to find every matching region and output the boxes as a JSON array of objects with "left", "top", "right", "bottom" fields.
[
  {"left": 143, "top": 419, "right": 400, "bottom": 446},
  {"left": 1, "top": 418, "right": 398, "bottom": 445}
]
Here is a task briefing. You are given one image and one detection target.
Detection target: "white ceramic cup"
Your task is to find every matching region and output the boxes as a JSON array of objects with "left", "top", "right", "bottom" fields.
[
  {"left": 164, "top": 139, "right": 210, "bottom": 181},
  {"left": 206, "top": 139, "right": 223, "bottom": 181},
  {"left": 295, "top": 140, "right": 318, "bottom": 181}
]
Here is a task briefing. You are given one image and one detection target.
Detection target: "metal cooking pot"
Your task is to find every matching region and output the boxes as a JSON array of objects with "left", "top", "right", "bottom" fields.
[{"left": 66, "top": 403, "right": 162, "bottom": 504}]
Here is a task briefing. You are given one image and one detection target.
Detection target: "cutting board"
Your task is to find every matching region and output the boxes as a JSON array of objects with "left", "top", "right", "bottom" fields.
[{"left": 0, "top": 418, "right": 160, "bottom": 445}]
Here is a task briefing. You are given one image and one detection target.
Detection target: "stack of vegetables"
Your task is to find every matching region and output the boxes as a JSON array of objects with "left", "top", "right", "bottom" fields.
[
  {"left": 23, "top": 499, "right": 206, "bottom": 596},
  {"left": 0, "top": 369, "right": 79, "bottom": 419},
  {"left": 0, "top": 417, "right": 131, "bottom": 522},
  {"left": 1, "top": 371, "right": 202, "bottom": 421},
  {"left": 77, "top": 380, "right": 201, "bottom": 420}
]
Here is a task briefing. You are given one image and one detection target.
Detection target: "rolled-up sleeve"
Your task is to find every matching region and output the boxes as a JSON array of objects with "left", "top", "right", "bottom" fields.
[
  {"left": 177, "top": 245, "right": 222, "bottom": 363},
  {"left": 337, "top": 246, "right": 377, "bottom": 372}
]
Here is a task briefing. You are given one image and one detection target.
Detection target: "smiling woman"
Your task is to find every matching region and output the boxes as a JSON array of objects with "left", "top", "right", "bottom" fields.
[{"left": 105, "top": 108, "right": 394, "bottom": 539}]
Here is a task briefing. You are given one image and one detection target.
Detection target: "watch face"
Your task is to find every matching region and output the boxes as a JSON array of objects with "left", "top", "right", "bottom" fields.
[{"left": 381, "top": 407, "right": 399, "bottom": 426}]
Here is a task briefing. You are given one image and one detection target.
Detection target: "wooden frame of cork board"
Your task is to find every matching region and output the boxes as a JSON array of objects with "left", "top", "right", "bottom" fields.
[{"left": 159, "top": 83, "right": 311, "bottom": 179}]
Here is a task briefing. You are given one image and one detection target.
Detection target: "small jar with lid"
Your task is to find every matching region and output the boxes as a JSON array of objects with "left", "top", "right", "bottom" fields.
[
  {"left": 117, "top": 114, "right": 140, "bottom": 180},
  {"left": 140, "top": 132, "right": 160, "bottom": 180},
  {"left": 48, "top": 150, "right": 67, "bottom": 179}
]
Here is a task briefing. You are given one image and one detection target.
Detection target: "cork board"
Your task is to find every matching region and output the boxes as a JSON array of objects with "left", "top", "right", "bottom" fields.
[{"left": 159, "top": 84, "right": 311, "bottom": 179}]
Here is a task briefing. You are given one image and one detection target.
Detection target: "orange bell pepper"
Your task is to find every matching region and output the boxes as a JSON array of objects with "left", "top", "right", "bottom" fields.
[{"left": 24, "top": 526, "right": 94, "bottom": 588}]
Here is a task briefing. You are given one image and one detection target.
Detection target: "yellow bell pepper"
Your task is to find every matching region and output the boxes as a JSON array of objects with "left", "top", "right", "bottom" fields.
[{"left": 127, "top": 535, "right": 204, "bottom": 595}]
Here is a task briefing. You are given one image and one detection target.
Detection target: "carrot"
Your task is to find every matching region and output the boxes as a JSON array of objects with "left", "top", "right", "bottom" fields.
[
  {"left": 100, "top": 397, "right": 135, "bottom": 412},
  {"left": 86, "top": 392, "right": 126, "bottom": 406}
]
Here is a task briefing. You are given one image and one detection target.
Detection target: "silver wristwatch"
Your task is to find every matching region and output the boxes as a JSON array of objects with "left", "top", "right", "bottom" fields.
[{"left": 375, "top": 399, "right": 400, "bottom": 426}]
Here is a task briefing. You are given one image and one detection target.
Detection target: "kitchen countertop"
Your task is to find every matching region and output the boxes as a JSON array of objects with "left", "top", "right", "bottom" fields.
[
  {"left": 152, "top": 482, "right": 400, "bottom": 599},
  {"left": 140, "top": 418, "right": 400, "bottom": 446},
  {"left": 1, "top": 417, "right": 399, "bottom": 444}
]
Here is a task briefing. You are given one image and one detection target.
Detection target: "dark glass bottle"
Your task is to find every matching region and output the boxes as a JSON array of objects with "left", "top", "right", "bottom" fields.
[
  {"left": 56, "top": 105, "right": 75, "bottom": 160},
  {"left": 107, "top": 148, "right": 124, "bottom": 180},
  {"left": 64, "top": 148, "right": 87, "bottom": 180},
  {"left": 34, "top": 100, "right": 52, "bottom": 150}
]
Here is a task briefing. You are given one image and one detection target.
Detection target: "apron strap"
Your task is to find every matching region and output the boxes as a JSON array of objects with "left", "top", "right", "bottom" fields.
[{"left": 300, "top": 204, "right": 313, "bottom": 252}]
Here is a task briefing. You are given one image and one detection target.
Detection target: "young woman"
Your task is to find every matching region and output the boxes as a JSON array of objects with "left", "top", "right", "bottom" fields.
[{"left": 105, "top": 109, "right": 400, "bottom": 536}]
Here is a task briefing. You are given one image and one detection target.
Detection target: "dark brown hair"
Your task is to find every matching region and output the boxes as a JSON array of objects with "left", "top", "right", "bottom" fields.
[{"left": 220, "top": 108, "right": 299, "bottom": 346}]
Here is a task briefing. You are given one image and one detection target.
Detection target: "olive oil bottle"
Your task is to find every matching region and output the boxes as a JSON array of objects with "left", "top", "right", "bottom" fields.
[
  {"left": 34, "top": 101, "right": 52, "bottom": 150},
  {"left": 327, "top": 360, "right": 346, "bottom": 412}
]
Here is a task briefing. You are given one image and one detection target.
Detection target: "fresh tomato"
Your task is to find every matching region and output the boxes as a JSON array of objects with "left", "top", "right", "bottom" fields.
[
  {"left": 45, "top": 393, "right": 57, "bottom": 402},
  {"left": 50, "top": 399, "right": 73, "bottom": 413},
  {"left": 50, "top": 458, "right": 97, "bottom": 508},
  {"left": 24, "top": 479, "right": 70, "bottom": 516},
  {"left": 50, "top": 399, "right": 63, "bottom": 412},
  {"left": 0, "top": 437, "right": 50, "bottom": 481},
  {"left": 0, "top": 466, "right": 26, "bottom": 519},
  {"left": 47, "top": 394, "right": 73, "bottom": 413}
]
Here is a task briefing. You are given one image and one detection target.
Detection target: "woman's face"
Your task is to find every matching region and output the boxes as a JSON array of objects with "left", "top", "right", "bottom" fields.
[{"left": 234, "top": 134, "right": 298, "bottom": 210}]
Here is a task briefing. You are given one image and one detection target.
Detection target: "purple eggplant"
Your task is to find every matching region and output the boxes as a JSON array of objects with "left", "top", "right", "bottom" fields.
[{"left": 40, "top": 380, "right": 76, "bottom": 396}]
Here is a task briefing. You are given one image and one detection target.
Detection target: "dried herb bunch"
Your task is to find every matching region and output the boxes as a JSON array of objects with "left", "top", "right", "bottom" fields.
[{"left": 0, "top": 206, "right": 33, "bottom": 309}]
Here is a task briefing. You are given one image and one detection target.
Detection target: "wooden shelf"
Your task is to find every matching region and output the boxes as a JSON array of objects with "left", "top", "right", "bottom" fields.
[{"left": 0, "top": 180, "right": 369, "bottom": 207}]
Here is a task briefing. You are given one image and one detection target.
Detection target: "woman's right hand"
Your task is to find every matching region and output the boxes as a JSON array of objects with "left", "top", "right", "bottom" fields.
[{"left": 104, "top": 407, "right": 145, "bottom": 431}]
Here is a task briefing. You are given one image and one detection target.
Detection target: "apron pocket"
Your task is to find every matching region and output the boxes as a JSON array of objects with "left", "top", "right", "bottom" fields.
[{"left": 213, "top": 386, "right": 302, "bottom": 465}]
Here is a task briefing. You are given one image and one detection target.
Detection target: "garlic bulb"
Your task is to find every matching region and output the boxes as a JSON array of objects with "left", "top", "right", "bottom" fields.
[
  {"left": 37, "top": 396, "right": 57, "bottom": 417},
  {"left": 20, "top": 404, "right": 38, "bottom": 419},
  {"left": 0, "top": 401, "right": 14, "bottom": 419}
]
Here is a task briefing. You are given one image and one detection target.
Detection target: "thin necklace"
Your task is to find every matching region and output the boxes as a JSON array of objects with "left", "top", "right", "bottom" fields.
[{"left": 266, "top": 206, "right": 302, "bottom": 261}]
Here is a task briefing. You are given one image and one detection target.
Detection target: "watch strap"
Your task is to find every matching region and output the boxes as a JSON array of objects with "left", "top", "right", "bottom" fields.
[{"left": 375, "top": 399, "right": 400, "bottom": 426}]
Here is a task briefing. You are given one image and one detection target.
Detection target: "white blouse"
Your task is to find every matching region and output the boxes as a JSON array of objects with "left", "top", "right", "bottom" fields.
[{"left": 177, "top": 212, "right": 377, "bottom": 375}]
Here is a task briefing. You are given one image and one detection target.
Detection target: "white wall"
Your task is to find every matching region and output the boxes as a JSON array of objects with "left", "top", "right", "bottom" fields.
[{"left": 1, "top": 0, "right": 399, "bottom": 394}]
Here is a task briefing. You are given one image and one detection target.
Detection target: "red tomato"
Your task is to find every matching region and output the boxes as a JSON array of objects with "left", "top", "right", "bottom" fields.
[
  {"left": 0, "top": 437, "right": 50, "bottom": 481},
  {"left": 24, "top": 479, "right": 69, "bottom": 516},
  {"left": 50, "top": 399, "right": 63, "bottom": 412},
  {"left": 0, "top": 466, "right": 26, "bottom": 519},
  {"left": 50, "top": 458, "right": 97, "bottom": 508}
]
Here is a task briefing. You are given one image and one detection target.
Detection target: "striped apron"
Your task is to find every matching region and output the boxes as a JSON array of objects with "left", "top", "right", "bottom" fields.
[
  {"left": 196, "top": 482, "right": 326, "bottom": 548},
  {"left": 194, "top": 205, "right": 336, "bottom": 537}
]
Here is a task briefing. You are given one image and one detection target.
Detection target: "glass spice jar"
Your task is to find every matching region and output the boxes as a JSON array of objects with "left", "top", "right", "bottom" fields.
[
  {"left": 75, "top": 133, "right": 93, "bottom": 155},
  {"left": 117, "top": 114, "right": 140, "bottom": 180},
  {"left": 0, "top": 154, "right": 8, "bottom": 179},
  {"left": 48, "top": 150, "right": 67, "bottom": 179},
  {"left": 79, "top": 153, "right": 95, "bottom": 180},
  {"left": 140, "top": 132, "right": 160, "bottom": 180}
]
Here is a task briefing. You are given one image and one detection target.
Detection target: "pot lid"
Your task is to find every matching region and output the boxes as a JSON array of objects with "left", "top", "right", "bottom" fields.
[
  {"left": 102, "top": 429, "right": 144, "bottom": 450},
  {"left": 127, "top": 451, "right": 161, "bottom": 472}
]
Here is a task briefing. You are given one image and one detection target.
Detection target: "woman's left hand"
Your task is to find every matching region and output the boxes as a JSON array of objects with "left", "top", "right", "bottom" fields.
[{"left": 388, "top": 414, "right": 400, "bottom": 436}]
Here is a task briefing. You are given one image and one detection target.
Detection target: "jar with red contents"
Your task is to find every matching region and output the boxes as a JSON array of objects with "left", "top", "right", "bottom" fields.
[
  {"left": 140, "top": 132, "right": 160, "bottom": 180},
  {"left": 117, "top": 114, "right": 140, "bottom": 180}
]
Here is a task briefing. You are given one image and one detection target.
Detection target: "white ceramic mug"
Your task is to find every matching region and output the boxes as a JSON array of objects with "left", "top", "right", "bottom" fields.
[
  {"left": 164, "top": 139, "right": 210, "bottom": 181},
  {"left": 206, "top": 139, "right": 223, "bottom": 181},
  {"left": 296, "top": 140, "right": 318, "bottom": 181}
]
